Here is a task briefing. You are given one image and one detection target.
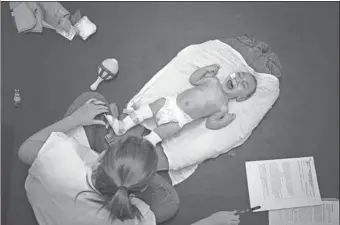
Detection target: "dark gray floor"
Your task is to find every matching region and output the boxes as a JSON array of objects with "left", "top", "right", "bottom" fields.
[{"left": 1, "top": 2, "right": 339, "bottom": 225}]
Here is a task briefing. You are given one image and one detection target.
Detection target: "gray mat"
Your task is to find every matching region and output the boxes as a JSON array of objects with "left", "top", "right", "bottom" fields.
[{"left": 2, "top": 2, "right": 338, "bottom": 225}]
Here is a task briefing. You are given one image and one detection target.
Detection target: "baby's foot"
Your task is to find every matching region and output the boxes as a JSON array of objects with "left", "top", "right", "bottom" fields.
[
  {"left": 123, "top": 102, "right": 138, "bottom": 114},
  {"left": 123, "top": 107, "right": 134, "bottom": 115},
  {"left": 105, "top": 114, "right": 126, "bottom": 136}
]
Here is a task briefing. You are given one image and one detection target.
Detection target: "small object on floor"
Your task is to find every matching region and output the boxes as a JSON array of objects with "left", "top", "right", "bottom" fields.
[
  {"left": 36, "top": 2, "right": 70, "bottom": 29},
  {"left": 8, "top": 2, "right": 92, "bottom": 41},
  {"left": 235, "top": 206, "right": 261, "bottom": 215},
  {"left": 14, "top": 89, "right": 21, "bottom": 107},
  {"left": 70, "top": 10, "right": 82, "bottom": 25},
  {"left": 90, "top": 58, "right": 119, "bottom": 91},
  {"left": 74, "top": 16, "right": 96, "bottom": 41},
  {"left": 56, "top": 18, "right": 76, "bottom": 41},
  {"left": 10, "top": 2, "right": 38, "bottom": 33},
  {"left": 9, "top": 2, "right": 72, "bottom": 35},
  {"left": 57, "top": 27, "right": 76, "bottom": 41}
]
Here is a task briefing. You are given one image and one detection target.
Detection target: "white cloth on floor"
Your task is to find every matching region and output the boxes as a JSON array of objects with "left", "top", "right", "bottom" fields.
[
  {"left": 126, "top": 40, "right": 280, "bottom": 185},
  {"left": 74, "top": 16, "right": 96, "bottom": 40}
]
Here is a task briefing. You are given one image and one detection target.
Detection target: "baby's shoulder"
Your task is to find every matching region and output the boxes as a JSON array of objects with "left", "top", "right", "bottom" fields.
[
  {"left": 209, "top": 77, "right": 220, "bottom": 84},
  {"left": 203, "top": 77, "right": 220, "bottom": 88}
]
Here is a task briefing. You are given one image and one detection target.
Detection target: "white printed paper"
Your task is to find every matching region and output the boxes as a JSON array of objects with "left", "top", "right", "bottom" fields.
[
  {"left": 269, "top": 199, "right": 339, "bottom": 225},
  {"left": 245, "top": 157, "right": 322, "bottom": 211}
]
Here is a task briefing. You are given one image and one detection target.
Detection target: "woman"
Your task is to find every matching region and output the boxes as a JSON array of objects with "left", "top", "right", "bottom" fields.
[{"left": 18, "top": 92, "right": 240, "bottom": 225}]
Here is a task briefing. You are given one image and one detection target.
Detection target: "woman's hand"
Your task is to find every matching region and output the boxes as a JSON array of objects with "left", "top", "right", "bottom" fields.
[
  {"left": 18, "top": 98, "right": 109, "bottom": 166},
  {"left": 206, "top": 211, "right": 240, "bottom": 225},
  {"left": 70, "top": 98, "right": 109, "bottom": 126}
]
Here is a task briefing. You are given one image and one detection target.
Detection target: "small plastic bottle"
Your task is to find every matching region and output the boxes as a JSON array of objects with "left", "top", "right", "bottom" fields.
[{"left": 14, "top": 89, "right": 21, "bottom": 107}]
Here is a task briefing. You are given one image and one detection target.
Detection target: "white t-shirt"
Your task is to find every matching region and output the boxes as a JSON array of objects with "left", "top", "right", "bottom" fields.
[{"left": 25, "top": 131, "right": 156, "bottom": 225}]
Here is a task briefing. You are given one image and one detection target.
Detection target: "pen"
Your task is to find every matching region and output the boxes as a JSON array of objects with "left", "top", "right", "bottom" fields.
[{"left": 235, "top": 206, "right": 261, "bottom": 215}]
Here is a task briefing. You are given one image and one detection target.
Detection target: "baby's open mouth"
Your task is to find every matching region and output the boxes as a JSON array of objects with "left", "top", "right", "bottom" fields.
[{"left": 227, "top": 80, "right": 234, "bottom": 89}]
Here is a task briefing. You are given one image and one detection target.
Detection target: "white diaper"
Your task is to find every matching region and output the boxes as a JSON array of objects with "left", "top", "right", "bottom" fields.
[{"left": 155, "top": 96, "right": 193, "bottom": 128}]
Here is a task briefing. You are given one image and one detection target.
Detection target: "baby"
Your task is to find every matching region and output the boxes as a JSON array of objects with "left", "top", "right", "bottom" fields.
[{"left": 106, "top": 64, "right": 257, "bottom": 146}]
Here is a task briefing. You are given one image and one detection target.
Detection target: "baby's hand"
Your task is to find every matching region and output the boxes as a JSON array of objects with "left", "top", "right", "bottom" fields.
[
  {"left": 206, "top": 64, "right": 221, "bottom": 76},
  {"left": 225, "top": 113, "right": 236, "bottom": 125}
]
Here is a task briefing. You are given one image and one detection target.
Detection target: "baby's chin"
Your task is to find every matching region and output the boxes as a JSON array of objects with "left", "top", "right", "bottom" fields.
[{"left": 221, "top": 82, "right": 231, "bottom": 94}]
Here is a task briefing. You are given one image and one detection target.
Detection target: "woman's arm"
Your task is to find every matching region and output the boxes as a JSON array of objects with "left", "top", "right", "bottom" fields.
[
  {"left": 18, "top": 116, "right": 81, "bottom": 165},
  {"left": 18, "top": 99, "right": 109, "bottom": 165}
]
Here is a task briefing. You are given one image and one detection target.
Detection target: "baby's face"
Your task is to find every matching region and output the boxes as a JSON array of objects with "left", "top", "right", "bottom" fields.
[{"left": 222, "top": 72, "right": 257, "bottom": 98}]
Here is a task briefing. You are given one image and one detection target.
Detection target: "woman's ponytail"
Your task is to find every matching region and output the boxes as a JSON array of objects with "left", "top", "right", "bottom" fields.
[
  {"left": 76, "top": 136, "right": 157, "bottom": 223},
  {"left": 106, "top": 186, "right": 142, "bottom": 222}
]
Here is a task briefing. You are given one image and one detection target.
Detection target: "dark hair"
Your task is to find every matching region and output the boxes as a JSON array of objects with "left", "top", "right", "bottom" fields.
[
  {"left": 75, "top": 136, "right": 158, "bottom": 222},
  {"left": 242, "top": 75, "right": 258, "bottom": 101}
]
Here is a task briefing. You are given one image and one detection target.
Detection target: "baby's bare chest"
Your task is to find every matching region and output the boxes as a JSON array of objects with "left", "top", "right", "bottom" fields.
[
  {"left": 194, "top": 81, "right": 224, "bottom": 101},
  {"left": 177, "top": 82, "right": 226, "bottom": 117}
]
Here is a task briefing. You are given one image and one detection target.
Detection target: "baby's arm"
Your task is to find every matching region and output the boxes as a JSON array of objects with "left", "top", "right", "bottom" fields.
[
  {"left": 189, "top": 64, "right": 220, "bottom": 86},
  {"left": 205, "top": 107, "right": 236, "bottom": 130}
]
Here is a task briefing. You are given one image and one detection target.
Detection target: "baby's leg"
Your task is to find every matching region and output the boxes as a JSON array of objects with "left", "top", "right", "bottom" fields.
[
  {"left": 108, "top": 98, "right": 166, "bottom": 135},
  {"left": 144, "top": 122, "right": 181, "bottom": 146}
]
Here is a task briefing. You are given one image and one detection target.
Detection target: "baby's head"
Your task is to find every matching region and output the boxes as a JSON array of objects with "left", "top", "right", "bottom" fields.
[{"left": 222, "top": 72, "right": 257, "bottom": 102}]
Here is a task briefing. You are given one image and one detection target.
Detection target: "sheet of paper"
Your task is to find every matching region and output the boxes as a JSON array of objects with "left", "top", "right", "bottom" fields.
[
  {"left": 269, "top": 199, "right": 339, "bottom": 225},
  {"left": 245, "top": 157, "right": 322, "bottom": 211}
]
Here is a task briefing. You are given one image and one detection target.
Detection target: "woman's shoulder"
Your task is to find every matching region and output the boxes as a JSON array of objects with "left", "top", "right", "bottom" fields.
[{"left": 27, "top": 132, "right": 92, "bottom": 191}]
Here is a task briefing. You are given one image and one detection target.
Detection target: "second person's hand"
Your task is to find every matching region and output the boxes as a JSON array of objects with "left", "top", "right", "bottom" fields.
[
  {"left": 70, "top": 98, "right": 109, "bottom": 126},
  {"left": 206, "top": 211, "right": 240, "bottom": 225}
]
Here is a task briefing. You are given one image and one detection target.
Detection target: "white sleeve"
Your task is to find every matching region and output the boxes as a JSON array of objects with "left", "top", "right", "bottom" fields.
[
  {"left": 28, "top": 132, "right": 88, "bottom": 193},
  {"left": 140, "top": 209, "right": 156, "bottom": 225}
]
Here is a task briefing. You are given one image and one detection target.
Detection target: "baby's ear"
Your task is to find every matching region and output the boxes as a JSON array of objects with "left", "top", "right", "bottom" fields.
[{"left": 236, "top": 95, "right": 247, "bottom": 102}]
